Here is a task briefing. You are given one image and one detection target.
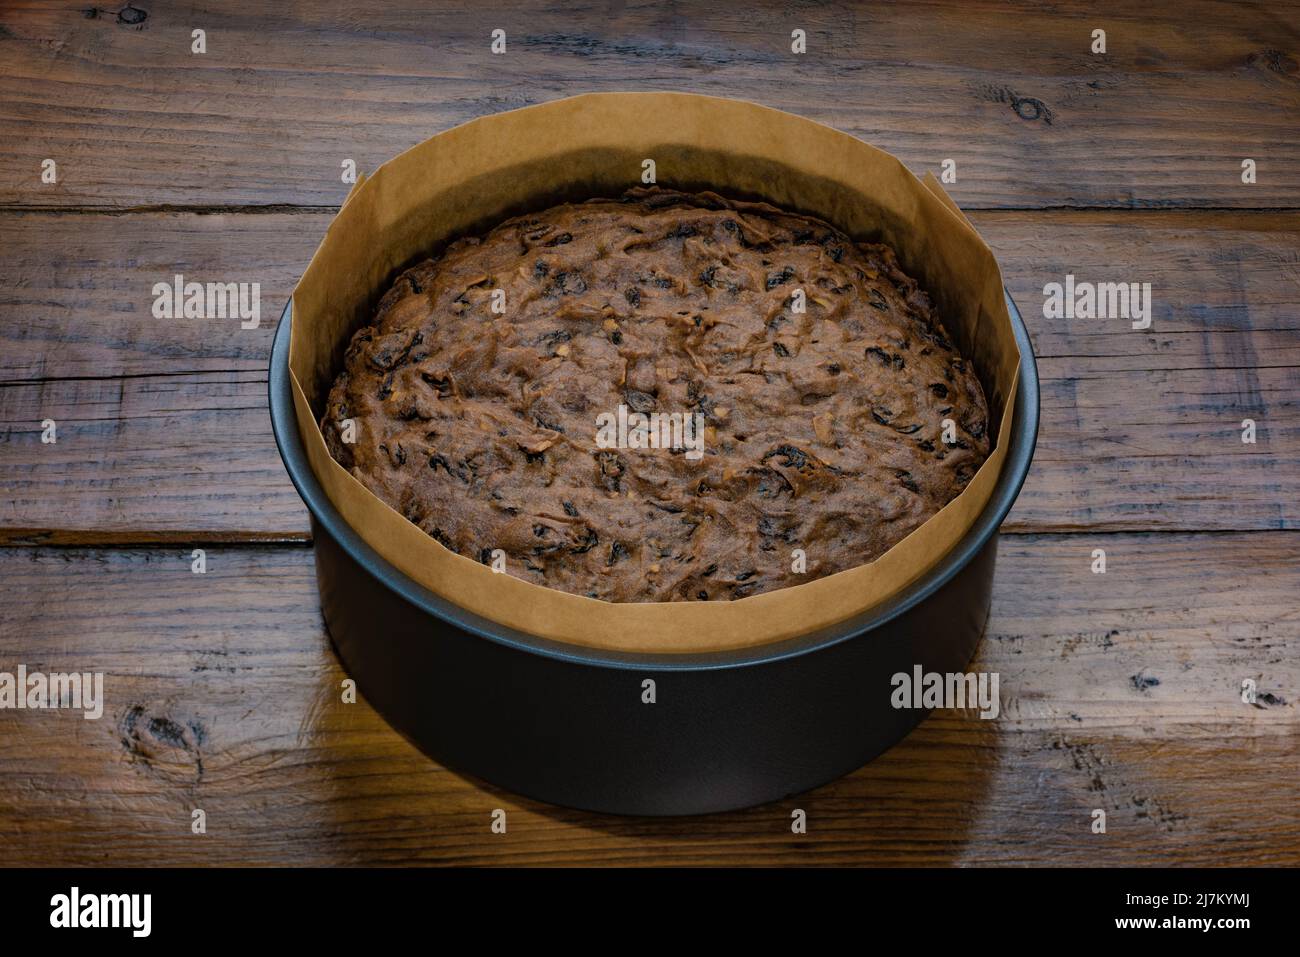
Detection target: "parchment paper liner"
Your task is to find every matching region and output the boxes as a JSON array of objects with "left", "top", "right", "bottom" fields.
[{"left": 290, "top": 92, "right": 1021, "bottom": 654}]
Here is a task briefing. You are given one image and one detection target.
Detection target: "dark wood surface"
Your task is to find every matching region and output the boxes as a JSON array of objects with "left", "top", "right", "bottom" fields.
[
  {"left": 3, "top": 1, "right": 1297, "bottom": 209},
  {"left": 0, "top": 1, "right": 1296, "bottom": 866}
]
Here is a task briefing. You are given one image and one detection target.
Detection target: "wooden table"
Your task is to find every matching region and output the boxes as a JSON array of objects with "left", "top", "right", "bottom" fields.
[{"left": 1, "top": 1, "right": 1296, "bottom": 866}]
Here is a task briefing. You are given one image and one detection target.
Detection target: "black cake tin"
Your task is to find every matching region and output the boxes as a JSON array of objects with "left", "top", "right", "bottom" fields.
[{"left": 269, "top": 291, "right": 1038, "bottom": 816}]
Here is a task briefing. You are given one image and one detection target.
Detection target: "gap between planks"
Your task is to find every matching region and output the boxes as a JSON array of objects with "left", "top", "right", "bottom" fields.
[
  {"left": 0, "top": 527, "right": 1292, "bottom": 549},
  {"left": 2, "top": 204, "right": 1299, "bottom": 217}
]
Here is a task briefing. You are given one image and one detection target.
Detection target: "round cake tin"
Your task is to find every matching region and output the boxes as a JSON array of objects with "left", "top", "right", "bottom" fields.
[{"left": 269, "top": 288, "right": 1038, "bottom": 816}]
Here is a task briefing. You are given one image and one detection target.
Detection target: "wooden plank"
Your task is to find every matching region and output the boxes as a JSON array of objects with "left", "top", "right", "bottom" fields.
[
  {"left": 0, "top": 371, "right": 308, "bottom": 541},
  {"left": 2, "top": 209, "right": 1296, "bottom": 538},
  {"left": 5, "top": 209, "right": 1297, "bottom": 382},
  {"left": 978, "top": 210, "right": 1300, "bottom": 533},
  {"left": 1, "top": 1, "right": 1296, "bottom": 209},
  {"left": 5, "top": 363, "right": 1296, "bottom": 541},
  {"left": 0, "top": 533, "right": 1294, "bottom": 866},
  {"left": 0, "top": 210, "right": 327, "bottom": 383}
]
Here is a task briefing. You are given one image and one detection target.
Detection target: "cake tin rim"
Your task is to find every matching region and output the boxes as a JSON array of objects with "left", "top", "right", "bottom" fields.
[{"left": 269, "top": 285, "right": 1037, "bottom": 672}]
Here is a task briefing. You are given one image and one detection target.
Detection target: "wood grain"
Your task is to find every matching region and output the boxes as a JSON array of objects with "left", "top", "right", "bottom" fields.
[
  {"left": 0, "top": 534, "right": 1293, "bottom": 866},
  {"left": 2, "top": 0, "right": 1296, "bottom": 209},
  {"left": 5, "top": 209, "right": 1298, "bottom": 382},
  {"left": 2, "top": 209, "right": 1296, "bottom": 539},
  {"left": 0, "top": 210, "right": 322, "bottom": 383},
  {"left": 0, "top": 371, "right": 305, "bottom": 542}
]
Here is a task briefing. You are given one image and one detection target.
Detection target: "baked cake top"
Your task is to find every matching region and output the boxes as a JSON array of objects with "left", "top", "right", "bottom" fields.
[{"left": 322, "top": 187, "right": 990, "bottom": 602}]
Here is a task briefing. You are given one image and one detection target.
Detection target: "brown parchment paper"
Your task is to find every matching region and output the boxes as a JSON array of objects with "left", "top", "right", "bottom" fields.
[{"left": 289, "top": 92, "right": 1021, "bottom": 654}]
